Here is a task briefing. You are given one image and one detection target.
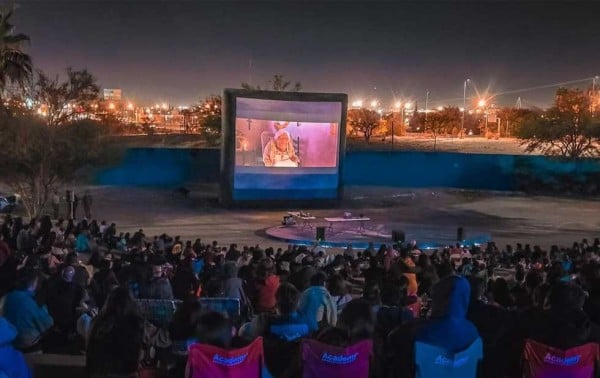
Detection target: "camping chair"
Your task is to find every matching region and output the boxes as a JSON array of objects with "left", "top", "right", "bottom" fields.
[
  {"left": 301, "top": 338, "right": 372, "bottom": 378},
  {"left": 187, "top": 337, "right": 264, "bottom": 378},
  {"left": 135, "top": 299, "right": 182, "bottom": 328},
  {"left": 414, "top": 337, "right": 482, "bottom": 378},
  {"left": 522, "top": 339, "right": 599, "bottom": 378}
]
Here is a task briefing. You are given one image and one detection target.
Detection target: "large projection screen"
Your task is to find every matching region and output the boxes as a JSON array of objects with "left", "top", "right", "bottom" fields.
[{"left": 221, "top": 89, "right": 347, "bottom": 206}]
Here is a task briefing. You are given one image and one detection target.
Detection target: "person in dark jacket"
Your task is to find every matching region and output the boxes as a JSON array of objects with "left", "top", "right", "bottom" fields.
[
  {"left": 520, "top": 283, "right": 600, "bottom": 350},
  {"left": 86, "top": 286, "right": 144, "bottom": 377},
  {"left": 141, "top": 264, "right": 174, "bottom": 300},
  {"left": 171, "top": 256, "right": 200, "bottom": 300},
  {"left": 387, "top": 275, "right": 480, "bottom": 377},
  {"left": 467, "top": 276, "right": 515, "bottom": 378}
]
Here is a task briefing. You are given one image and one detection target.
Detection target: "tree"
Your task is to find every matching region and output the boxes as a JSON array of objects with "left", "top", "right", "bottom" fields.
[
  {"left": 241, "top": 74, "right": 301, "bottom": 92},
  {"left": 198, "top": 94, "right": 222, "bottom": 145},
  {"left": 516, "top": 88, "right": 600, "bottom": 158},
  {"left": 0, "top": 7, "right": 32, "bottom": 112},
  {"left": 35, "top": 68, "right": 100, "bottom": 126},
  {"left": 347, "top": 108, "right": 380, "bottom": 142},
  {"left": 425, "top": 107, "right": 461, "bottom": 150},
  {"left": 496, "top": 107, "right": 538, "bottom": 137},
  {"left": 0, "top": 116, "right": 119, "bottom": 218}
]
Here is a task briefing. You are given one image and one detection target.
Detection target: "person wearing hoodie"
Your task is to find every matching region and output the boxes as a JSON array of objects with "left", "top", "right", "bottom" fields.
[
  {"left": 519, "top": 282, "right": 600, "bottom": 350},
  {"left": 387, "top": 275, "right": 480, "bottom": 377},
  {"left": 297, "top": 271, "right": 337, "bottom": 332},
  {"left": 0, "top": 317, "right": 31, "bottom": 378},
  {"left": 3, "top": 269, "right": 54, "bottom": 351}
]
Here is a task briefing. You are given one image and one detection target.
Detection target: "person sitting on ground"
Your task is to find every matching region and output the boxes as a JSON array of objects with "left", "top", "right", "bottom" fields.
[
  {"left": 3, "top": 268, "right": 54, "bottom": 351},
  {"left": 328, "top": 274, "right": 353, "bottom": 316},
  {"left": 245, "top": 282, "right": 309, "bottom": 342},
  {"left": 255, "top": 259, "right": 280, "bottom": 314},
  {"left": 298, "top": 271, "right": 337, "bottom": 332},
  {"left": 37, "top": 266, "right": 84, "bottom": 350},
  {"left": 388, "top": 275, "right": 480, "bottom": 377},
  {"left": 86, "top": 286, "right": 145, "bottom": 377},
  {"left": 0, "top": 316, "right": 31, "bottom": 378},
  {"left": 171, "top": 255, "right": 200, "bottom": 301},
  {"left": 337, "top": 298, "right": 375, "bottom": 343},
  {"left": 141, "top": 262, "right": 174, "bottom": 300}
]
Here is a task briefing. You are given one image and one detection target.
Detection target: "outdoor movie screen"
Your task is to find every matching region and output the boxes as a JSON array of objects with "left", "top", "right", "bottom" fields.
[{"left": 230, "top": 95, "right": 345, "bottom": 201}]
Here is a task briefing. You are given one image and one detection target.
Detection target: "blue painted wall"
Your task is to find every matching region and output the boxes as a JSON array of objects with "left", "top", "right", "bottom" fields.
[{"left": 96, "top": 148, "right": 600, "bottom": 192}]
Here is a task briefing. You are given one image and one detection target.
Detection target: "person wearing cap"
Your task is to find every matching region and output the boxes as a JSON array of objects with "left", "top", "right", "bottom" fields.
[{"left": 262, "top": 129, "right": 299, "bottom": 167}]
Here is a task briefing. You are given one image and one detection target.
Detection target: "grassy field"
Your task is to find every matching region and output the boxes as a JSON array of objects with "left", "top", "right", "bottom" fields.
[{"left": 114, "top": 133, "right": 532, "bottom": 155}]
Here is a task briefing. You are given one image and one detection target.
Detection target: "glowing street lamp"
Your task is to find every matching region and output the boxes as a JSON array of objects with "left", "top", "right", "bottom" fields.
[
  {"left": 478, "top": 99, "right": 487, "bottom": 107},
  {"left": 370, "top": 100, "right": 378, "bottom": 108},
  {"left": 108, "top": 103, "right": 115, "bottom": 110},
  {"left": 437, "top": 106, "right": 444, "bottom": 111},
  {"left": 394, "top": 101, "right": 401, "bottom": 110},
  {"left": 127, "top": 102, "right": 134, "bottom": 110},
  {"left": 161, "top": 103, "right": 168, "bottom": 110},
  {"left": 404, "top": 102, "right": 413, "bottom": 110}
]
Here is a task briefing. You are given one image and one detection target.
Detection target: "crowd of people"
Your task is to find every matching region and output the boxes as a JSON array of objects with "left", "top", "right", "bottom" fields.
[{"left": 0, "top": 212, "right": 599, "bottom": 377}]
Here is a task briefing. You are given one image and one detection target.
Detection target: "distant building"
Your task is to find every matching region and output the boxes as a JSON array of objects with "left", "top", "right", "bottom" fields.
[{"left": 103, "top": 88, "right": 122, "bottom": 101}]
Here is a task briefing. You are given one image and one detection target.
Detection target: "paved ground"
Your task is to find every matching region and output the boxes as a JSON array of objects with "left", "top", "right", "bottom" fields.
[{"left": 55, "top": 184, "right": 599, "bottom": 251}]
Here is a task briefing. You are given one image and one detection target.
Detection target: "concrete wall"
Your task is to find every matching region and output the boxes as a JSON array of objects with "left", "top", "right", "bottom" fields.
[{"left": 96, "top": 148, "right": 600, "bottom": 193}]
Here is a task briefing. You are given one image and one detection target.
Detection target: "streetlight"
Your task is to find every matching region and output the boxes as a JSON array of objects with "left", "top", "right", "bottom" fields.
[
  {"left": 394, "top": 101, "right": 401, "bottom": 110},
  {"left": 352, "top": 100, "right": 363, "bottom": 108},
  {"left": 437, "top": 106, "right": 444, "bottom": 111},
  {"left": 370, "top": 100, "right": 378, "bottom": 108},
  {"left": 478, "top": 99, "right": 489, "bottom": 135},
  {"left": 461, "top": 78, "right": 470, "bottom": 138},
  {"left": 127, "top": 102, "right": 134, "bottom": 110}
]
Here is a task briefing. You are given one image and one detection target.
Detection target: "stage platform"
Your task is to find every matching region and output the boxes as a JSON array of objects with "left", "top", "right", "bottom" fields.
[{"left": 265, "top": 221, "right": 491, "bottom": 250}]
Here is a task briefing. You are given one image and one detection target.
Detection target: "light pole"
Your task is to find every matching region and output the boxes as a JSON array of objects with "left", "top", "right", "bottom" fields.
[
  {"left": 478, "top": 99, "right": 488, "bottom": 136},
  {"left": 461, "top": 79, "right": 470, "bottom": 138},
  {"left": 593, "top": 76, "right": 599, "bottom": 114},
  {"left": 425, "top": 90, "right": 430, "bottom": 123},
  {"left": 393, "top": 102, "right": 401, "bottom": 148}
]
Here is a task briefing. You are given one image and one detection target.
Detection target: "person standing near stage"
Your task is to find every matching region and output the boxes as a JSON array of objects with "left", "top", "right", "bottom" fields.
[
  {"left": 72, "top": 194, "right": 79, "bottom": 220},
  {"left": 51, "top": 190, "right": 60, "bottom": 219},
  {"left": 82, "top": 191, "right": 93, "bottom": 219}
]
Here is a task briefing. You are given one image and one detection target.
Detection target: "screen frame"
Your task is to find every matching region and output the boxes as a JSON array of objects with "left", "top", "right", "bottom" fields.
[{"left": 220, "top": 89, "right": 348, "bottom": 207}]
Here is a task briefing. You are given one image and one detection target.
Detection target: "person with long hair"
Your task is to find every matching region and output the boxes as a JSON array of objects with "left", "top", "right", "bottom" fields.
[{"left": 86, "top": 286, "right": 144, "bottom": 377}]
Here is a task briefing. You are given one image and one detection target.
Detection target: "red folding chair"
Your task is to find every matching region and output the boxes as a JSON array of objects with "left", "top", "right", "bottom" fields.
[
  {"left": 187, "top": 337, "right": 264, "bottom": 378},
  {"left": 523, "top": 339, "right": 599, "bottom": 378},
  {"left": 301, "top": 339, "right": 372, "bottom": 378}
]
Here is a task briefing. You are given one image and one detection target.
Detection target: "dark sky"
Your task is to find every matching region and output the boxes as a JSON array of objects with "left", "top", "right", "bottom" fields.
[{"left": 15, "top": 1, "right": 600, "bottom": 107}]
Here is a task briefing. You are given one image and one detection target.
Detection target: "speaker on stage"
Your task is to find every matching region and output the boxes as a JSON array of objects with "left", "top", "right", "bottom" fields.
[
  {"left": 316, "top": 226, "right": 326, "bottom": 241},
  {"left": 392, "top": 230, "right": 405, "bottom": 243},
  {"left": 457, "top": 227, "right": 464, "bottom": 241}
]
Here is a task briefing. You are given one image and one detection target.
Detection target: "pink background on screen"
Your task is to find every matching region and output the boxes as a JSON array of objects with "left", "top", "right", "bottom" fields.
[{"left": 235, "top": 119, "right": 339, "bottom": 168}]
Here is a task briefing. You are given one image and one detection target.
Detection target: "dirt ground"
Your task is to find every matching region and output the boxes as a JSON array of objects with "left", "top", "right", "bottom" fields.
[{"left": 35, "top": 184, "right": 599, "bottom": 251}]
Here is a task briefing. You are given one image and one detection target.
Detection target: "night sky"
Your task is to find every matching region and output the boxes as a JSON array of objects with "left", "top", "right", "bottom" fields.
[{"left": 15, "top": 1, "right": 600, "bottom": 108}]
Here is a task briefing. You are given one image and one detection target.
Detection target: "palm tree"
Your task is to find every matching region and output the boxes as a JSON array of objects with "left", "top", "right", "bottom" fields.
[{"left": 0, "top": 7, "right": 32, "bottom": 101}]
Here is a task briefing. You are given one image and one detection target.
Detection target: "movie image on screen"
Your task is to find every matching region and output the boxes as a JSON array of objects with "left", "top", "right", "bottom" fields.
[
  {"left": 226, "top": 94, "right": 346, "bottom": 202},
  {"left": 235, "top": 120, "right": 339, "bottom": 168}
]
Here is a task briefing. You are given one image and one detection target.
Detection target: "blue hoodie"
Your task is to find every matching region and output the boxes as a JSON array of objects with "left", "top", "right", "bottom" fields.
[
  {"left": 415, "top": 275, "right": 479, "bottom": 351},
  {"left": 387, "top": 276, "right": 481, "bottom": 377},
  {"left": 3, "top": 290, "right": 54, "bottom": 349},
  {"left": 0, "top": 317, "right": 31, "bottom": 378}
]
